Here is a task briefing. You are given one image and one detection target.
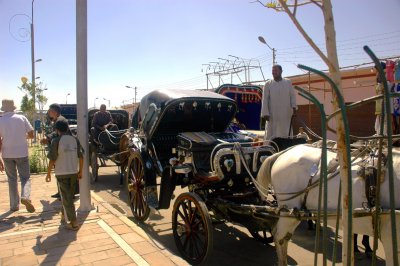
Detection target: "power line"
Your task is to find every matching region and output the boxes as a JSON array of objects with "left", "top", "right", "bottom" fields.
[{"left": 142, "top": 31, "right": 400, "bottom": 91}]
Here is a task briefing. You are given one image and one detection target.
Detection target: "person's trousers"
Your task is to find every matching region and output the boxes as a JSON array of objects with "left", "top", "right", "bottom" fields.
[
  {"left": 56, "top": 174, "right": 77, "bottom": 222},
  {"left": 3, "top": 157, "right": 31, "bottom": 210}
]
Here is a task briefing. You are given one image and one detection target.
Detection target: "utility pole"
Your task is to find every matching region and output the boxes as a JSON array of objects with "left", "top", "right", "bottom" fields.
[
  {"left": 76, "top": 0, "right": 91, "bottom": 211},
  {"left": 31, "top": 0, "right": 36, "bottom": 112}
]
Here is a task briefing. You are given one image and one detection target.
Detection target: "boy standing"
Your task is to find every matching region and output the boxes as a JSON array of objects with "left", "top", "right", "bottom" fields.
[{"left": 46, "top": 120, "right": 83, "bottom": 230}]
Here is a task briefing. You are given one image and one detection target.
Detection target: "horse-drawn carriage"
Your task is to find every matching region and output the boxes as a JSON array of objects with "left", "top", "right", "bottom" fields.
[
  {"left": 120, "top": 47, "right": 400, "bottom": 265},
  {"left": 122, "top": 89, "right": 301, "bottom": 264},
  {"left": 88, "top": 108, "right": 130, "bottom": 183}
]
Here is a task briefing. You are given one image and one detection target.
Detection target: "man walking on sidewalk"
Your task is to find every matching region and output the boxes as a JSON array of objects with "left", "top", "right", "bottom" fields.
[
  {"left": 0, "top": 99, "right": 35, "bottom": 213},
  {"left": 46, "top": 120, "right": 83, "bottom": 230}
]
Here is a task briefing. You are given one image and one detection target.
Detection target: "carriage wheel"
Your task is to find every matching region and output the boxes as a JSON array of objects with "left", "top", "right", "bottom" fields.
[
  {"left": 90, "top": 151, "right": 98, "bottom": 183},
  {"left": 172, "top": 192, "right": 213, "bottom": 265},
  {"left": 126, "top": 152, "right": 150, "bottom": 222},
  {"left": 248, "top": 228, "right": 274, "bottom": 244}
]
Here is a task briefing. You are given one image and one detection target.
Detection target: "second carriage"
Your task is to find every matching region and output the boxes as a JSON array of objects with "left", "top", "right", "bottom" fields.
[{"left": 88, "top": 108, "right": 130, "bottom": 183}]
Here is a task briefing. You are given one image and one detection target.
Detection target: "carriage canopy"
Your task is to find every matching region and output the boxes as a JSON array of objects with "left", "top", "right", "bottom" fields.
[{"left": 137, "top": 89, "right": 237, "bottom": 139}]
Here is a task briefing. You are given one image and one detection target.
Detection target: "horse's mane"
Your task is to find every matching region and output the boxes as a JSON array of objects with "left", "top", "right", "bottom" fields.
[{"left": 256, "top": 147, "right": 294, "bottom": 198}]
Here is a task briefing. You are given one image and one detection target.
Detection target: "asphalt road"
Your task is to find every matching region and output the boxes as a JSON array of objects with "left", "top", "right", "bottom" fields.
[{"left": 91, "top": 164, "right": 386, "bottom": 266}]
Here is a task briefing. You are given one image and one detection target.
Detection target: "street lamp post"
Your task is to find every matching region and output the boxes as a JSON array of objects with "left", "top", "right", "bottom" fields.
[
  {"left": 258, "top": 36, "right": 276, "bottom": 65},
  {"left": 66, "top": 93, "right": 71, "bottom": 104},
  {"left": 125, "top": 85, "right": 137, "bottom": 103},
  {"left": 103, "top": 98, "right": 110, "bottom": 107},
  {"left": 93, "top": 97, "right": 98, "bottom": 108}
]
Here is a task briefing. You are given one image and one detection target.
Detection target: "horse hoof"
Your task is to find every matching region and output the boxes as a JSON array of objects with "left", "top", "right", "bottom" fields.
[
  {"left": 307, "top": 220, "right": 315, "bottom": 230},
  {"left": 354, "top": 251, "right": 363, "bottom": 260},
  {"left": 365, "top": 251, "right": 372, "bottom": 259}
]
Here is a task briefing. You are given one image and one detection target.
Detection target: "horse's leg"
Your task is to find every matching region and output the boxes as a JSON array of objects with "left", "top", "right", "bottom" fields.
[
  {"left": 379, "top": 214, "right": 400, "bottom": 266},
  {"left": 354, "top": 234, "right": 360, "bottom": 253},
  {"left": 272, "top": 217, "right": 300, "bottom": 266},
  {"left": 361, "top": 235, "right": 372, "bottom": 258},
  {"left": 354, "top": 234, "right": 365, "bottom": 260}
]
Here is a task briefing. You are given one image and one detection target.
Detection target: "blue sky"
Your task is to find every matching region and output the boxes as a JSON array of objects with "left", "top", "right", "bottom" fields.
[{"left": 1, "top": 0, "right": 399, "bottom": 109}]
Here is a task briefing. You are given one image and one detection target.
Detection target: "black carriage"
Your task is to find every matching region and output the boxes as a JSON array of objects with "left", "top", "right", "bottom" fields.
[
  {"left": 124, "top": 89, "right": 281, "bottom": 264},
  {"left": 88, "top": 108, "right": 130, "bottom": 183}
]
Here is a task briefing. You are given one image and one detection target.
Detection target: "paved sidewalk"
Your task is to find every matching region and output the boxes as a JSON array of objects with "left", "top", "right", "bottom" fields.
[{"left": 0, "top": 172, "right": 188, "bottom": 266}]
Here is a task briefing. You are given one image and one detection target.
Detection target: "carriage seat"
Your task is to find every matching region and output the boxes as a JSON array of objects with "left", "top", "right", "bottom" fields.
[
  {"left": 96, "top": 129, "right": 126, "bottom": 154},
  {"left": 177, "top": 132, "right": 220, "bottom": 172},
  {"left": 151, "top": 134, "right": 178, "bottom": 162}
]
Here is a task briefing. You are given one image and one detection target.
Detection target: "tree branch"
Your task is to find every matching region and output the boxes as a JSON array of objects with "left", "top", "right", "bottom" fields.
[
  {"left": 283, "top": 0, "right": 320, "bottom": 7},
  {"left": 250, "top": 0, "right": 267, "bottom": 7},
  {"left": 310, "top": 0, "right": 323, "bottom": 10},
  {"left": 293, "top": 0, "right": 298, "bottom": 16},
  {"left": 277, "top": 0, "right": 334, "bottom": 69}
]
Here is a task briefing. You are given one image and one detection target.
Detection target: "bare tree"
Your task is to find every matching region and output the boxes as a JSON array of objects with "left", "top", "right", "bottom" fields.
[{"left": 254, "top": 0, "right": 353, "bottom": 265}]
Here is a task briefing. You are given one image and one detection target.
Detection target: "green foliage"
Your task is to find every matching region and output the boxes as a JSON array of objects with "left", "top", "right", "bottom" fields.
[
  {"left": 19, "top": 79, "right": 48, "bottom": 123},
  {"left": 29, "top": 145, "right": 48, "bottom": 173},
  {"left": 20, "top": 95, "right": 35, "bottom": 122}
]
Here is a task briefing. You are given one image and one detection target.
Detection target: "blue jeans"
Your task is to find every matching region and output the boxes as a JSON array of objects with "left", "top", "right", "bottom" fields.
[{"left": 3, "top": 157, "right": 31, "bottom": 210}]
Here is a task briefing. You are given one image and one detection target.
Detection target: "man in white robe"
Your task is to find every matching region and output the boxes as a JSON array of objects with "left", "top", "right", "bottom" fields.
[{"left": 261, "top": 65, "right": 297, "bottom": 140}]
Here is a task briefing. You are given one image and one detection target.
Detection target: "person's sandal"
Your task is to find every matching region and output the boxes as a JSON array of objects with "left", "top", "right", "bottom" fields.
[
  {"left": 65, "top": 223, "right": 79, "bottom": 231},
  {"left": 21, "top": 198, "right": 35, "bottom": 213},
  {"left": 60, "top": 213, "right": 67, "bottom": 224}
]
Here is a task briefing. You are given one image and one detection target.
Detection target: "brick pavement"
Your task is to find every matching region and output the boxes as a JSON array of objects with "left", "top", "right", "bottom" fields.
[{"left": 0, "top": 172, "right": 188, "bottom": 266}]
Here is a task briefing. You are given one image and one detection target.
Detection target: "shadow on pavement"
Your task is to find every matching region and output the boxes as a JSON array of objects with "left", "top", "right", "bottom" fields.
[{"left": 34, "top": 210, "right": 90, "bottom": 265}]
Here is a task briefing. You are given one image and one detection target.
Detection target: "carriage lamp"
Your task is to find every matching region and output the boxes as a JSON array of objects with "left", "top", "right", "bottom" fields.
[
  {"left": 179, "top": 102, "right": 185, "bottom": 110},
  {"left": 174, "top": 164, "right": 192, "bottom": 175},
  {"left": 192, "top": 101, "right": 197, "bottom": 110},
  {"left": 169, "top": 157, "right": 178, "bottom": 166},
  {"left": 217, "top": 103, "right": 222, "bottom": 111},
  {"left": 205, "top": 102, "right": 211, "bottom": 110},
  {"left": 228, "top": 105, "right": 233, "bottom": 112},
  {"left": 224, "top": 159, "right": 234, "bottom": 172}
]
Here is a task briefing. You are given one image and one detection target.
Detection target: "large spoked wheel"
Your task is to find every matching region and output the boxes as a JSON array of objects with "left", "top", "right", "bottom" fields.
[
  {"left": 90, "top": 151, "right": 98, "bottom": 183},
  {"left": 126, "top": 151, "right": 150, "bottom": 222},
  {"left": 248, "top": 228, "right": 274, "bottom": 244},
  {"left": 172, "top": 192, "right": 213, "bottom": 265}
]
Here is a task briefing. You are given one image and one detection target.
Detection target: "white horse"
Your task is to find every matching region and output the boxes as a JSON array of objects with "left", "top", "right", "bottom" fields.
[{"left": 256, "top": 144, "right": 400, "bottom": 266}]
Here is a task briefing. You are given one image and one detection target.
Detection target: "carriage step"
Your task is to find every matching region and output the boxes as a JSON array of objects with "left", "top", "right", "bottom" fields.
[{"left": 195, "top": 172, "right": 220, "bottom": 184}]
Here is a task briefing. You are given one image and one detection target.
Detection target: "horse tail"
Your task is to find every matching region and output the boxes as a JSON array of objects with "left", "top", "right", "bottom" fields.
[
  {"left": 256, "top": 150, "right": 286, "bottom": 193},
  {"left": 119, "top": 132, "right": 130, "bottom": 172}
]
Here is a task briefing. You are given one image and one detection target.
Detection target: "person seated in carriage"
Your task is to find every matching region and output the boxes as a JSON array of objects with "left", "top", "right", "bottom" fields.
[{"left": 90, "top": 104, "right": 116, "bottom": 144}]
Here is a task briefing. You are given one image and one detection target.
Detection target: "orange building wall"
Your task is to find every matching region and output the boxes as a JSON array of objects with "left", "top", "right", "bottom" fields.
[{"left": 288, "top": 66, "right": 377, "bottom": 139}]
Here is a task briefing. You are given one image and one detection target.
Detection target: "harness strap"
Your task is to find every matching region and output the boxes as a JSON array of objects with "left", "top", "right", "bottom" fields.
[{"left": 277, "top": 146, "right": 370, "bottom": 203}]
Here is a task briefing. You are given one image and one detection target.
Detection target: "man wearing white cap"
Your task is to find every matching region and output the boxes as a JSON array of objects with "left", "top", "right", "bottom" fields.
[{"left": 0, "top": 99, "right": 35, "bottom": 213}]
